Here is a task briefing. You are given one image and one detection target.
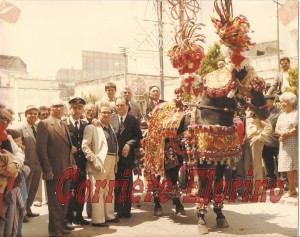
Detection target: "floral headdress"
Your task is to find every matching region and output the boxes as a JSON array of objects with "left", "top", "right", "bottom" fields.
[
  {"left": 168, "top": 21, "right": 205, "bottom": 75},
  {"left": 211, "top": 0, "right": 255, "bottom": 67}
]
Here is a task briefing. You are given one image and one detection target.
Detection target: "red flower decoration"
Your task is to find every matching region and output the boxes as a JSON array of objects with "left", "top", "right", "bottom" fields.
[
  {"left": 168, "top": 21, "right": 205, "bottom": 74},
  {"left": 0, "top": 126, "right": 7, "bottom": 152}
]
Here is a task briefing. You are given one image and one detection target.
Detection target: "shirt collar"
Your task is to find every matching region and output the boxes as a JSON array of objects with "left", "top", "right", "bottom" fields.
[
  {"left": 52, "top": 117, "right": 62, "bottom": 126},
  {"left": 118, "top": 113, "right": 127, "bottom": 122},
  {"left": 100, "top": 121, "right": 110, "bottom": 129},
  {"left": 69, "top": 116, "right": 80, "bottom": 126}
]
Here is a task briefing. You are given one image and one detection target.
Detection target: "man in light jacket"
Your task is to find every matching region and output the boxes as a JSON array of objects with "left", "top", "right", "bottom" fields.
[{"left": 82, "top": 103, "right": 119, "bottom": 227}]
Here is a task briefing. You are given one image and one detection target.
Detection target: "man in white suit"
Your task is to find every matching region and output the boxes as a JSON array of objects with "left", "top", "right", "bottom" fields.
[
  {"left": 17, "top": 105, "right": 41, "bottom": 220},
  {"left": 82, "top": 103, "right": 119, "bottom": 227}
]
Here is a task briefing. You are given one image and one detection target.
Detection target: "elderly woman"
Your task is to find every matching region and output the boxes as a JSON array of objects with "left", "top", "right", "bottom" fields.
[{"left": 275, "top": 92, "right": 298, "bottom": 198}]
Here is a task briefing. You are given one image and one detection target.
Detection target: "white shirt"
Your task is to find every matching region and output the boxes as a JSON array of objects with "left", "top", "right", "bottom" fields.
[
  {"left": 281, "top": 71, "right": 290, "bottom": 93},
  {"left": 118, "top": 113, "right": 127, "bottom": 124},
  {"left": 69, "top": 116, "right": 80, "bottom": 129},
  {"left": 53, "top": 117, "right": 63, "bottom": 127}
]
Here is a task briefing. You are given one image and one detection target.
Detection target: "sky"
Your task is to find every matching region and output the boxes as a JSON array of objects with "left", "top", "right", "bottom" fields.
[{"left": 0, "top": 0, "right": 292, "bottom": 78}]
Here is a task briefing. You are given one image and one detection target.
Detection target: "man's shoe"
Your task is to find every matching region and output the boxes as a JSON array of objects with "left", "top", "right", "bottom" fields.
[
  {"left": 122, "top": 213, "right": 131, "bottom": 218},
  {"left": 23, "top": 216, "right": 29, "bottom": 223},
  {"left": 106, "top": 217, "right": 120, "bottom": 223},
  {"left": 116, "top": 213, "right": 123, "bottom": 219},
  {"left": 175, "top": 207, "right": 187, "bottom": 216},
  {"left": 73, "top": 218, "right": 90, "bottom": 225},
  {"left": 34, "top": 201, "right": 42, "bottom": 207},
  {"left": 62, "top": 229, "right": 71, "bottom": 234},
  {"left": 27, "top": 212, "right": 40, "bottom": 218},
  {"left": 92, "top": 223, "right": 109, "bottom": 227},
  {"left": 65, "top": 222, "right": 75, "bottom": 230}
]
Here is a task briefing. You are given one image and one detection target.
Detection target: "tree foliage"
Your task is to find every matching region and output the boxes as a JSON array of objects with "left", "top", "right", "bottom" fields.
[
  {"left": 84, "top": 94, "right": 98, "bottom": 103},
  {"left": 286, "top": 67, "right": 298, "bottom": 96},
  {"left": 197, "top": 43, "right": 224, "bottom": 76}
]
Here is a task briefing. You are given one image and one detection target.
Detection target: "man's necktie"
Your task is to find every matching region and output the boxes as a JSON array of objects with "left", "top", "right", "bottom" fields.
[
  {"left": 60, "top": 121, "right": 66, "bottom": 136},
  {"left": 119, "top": 117, "right": 124, "bottom": 137},
  {"left": 32, "top": 126, "right": 36, "bottom": 138},
  {"left": 74, "top": 121, "right": 79, "bottom": 133},
  {"left": 120, "top": 117, "right": 124, "bottom": 130}
]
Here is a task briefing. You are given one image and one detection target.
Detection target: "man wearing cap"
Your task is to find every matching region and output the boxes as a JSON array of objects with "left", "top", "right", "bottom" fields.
[
  {"left": 64, "top": 97, "right": 89, "bottom": 227},
  {"left": 262, "top": 94, "right": 283, "bottom": 189},
  {"left": 36, "top": 99, "right": 74, "bottom": 237},
  {"left": 17, "top": 105, "right": 41, "bottom": 221}
]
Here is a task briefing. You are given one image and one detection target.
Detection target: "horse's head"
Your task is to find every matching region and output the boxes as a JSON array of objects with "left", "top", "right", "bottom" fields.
[{"left": 233, "top": 66, "right": 270, "bottom": 120}]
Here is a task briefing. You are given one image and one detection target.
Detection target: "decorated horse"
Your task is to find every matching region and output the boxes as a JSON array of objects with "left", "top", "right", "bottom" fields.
[{"left": 143, "top": 0, "right": 270, "bottom": 234}]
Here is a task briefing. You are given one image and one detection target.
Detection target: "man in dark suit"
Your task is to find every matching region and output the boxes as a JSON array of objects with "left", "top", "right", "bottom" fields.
[
  {"left": 17, "top": 105, "right": 41, "bottom": 221},
  {"left": 36, "top": 99, "right": 74, "bottom": 237},
  {"left": 120, "top": 87, "right": 142, "bottom": 121},
  {"left": 145, "top": 86, "right": 165, "bottom": 120},
  {"left": 262, "top": 94, "right": 282, "bottom": 188},
  {"left": 64, "top": 97, "right": 89, "bottom": 227},
  {"left": 267, "top": 57, "right": 291, "bottom": 95},
  {"left": 111, "top": 97, "right": 142, "bottom": 218}
]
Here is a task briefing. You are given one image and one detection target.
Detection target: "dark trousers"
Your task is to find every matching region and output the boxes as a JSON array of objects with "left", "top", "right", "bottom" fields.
[
  {"left": 165, "top": 166, "right": 180, "bottom": 186},
  {"left": 46, "top": 178, "right": 70, "bottom": 235},
  {"left": 188, "top": 163, "right": 227, "bottom": 199},
  {"left": 262, "top": 145, "right": 278, "bottom": 183},
  {"left": 66, "top": 170, "right": 86, "bottom": 222},
  {"left": 115, "top": 168, "right": 133, "bottom": 215},
  {"left": 26, "top": 166, "right": 42, "bottom": 213}
]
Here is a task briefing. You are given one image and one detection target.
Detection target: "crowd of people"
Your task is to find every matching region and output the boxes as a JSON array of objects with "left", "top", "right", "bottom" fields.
[{"left": 0, "top": 57, "right": 298, "bottom": 237}]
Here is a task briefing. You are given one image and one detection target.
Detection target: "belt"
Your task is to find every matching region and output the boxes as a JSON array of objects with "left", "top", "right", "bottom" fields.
[{"left": 107, "top": 152, "right": 116, "bottom": 156}]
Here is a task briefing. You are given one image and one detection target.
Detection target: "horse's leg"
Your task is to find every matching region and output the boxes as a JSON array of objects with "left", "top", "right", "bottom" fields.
[
  {"left": 153, "top": 175, "right": 163, "bottom": 216},
  {"left": 195, "top": 166, "right": 210, "bottom": 235},
  {"left": 166, "top": 166, "right": 186, "bottom": 215},
  {"left": 213, "top": 164, "right": 229, "bottom": 228},
  {"left": 196, "top": 198, "right": 209, "bottom": 235}
]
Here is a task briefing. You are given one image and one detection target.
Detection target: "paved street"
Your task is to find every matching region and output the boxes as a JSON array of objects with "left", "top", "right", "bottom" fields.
[{"left": 23, "top": 191, "right": 298, "bottom": 237}]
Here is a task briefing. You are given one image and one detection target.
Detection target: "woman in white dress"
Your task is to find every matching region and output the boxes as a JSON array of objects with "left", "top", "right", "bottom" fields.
[{"left": 275, "top": 92, "right": 298, "bottom": 198}]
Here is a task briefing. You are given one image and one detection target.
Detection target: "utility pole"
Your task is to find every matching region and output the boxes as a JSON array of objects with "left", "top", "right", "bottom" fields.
[
  {"left": 157, "top": 0, "right": 164, "bottom": 100},
  {"left": 273, "top": 0, "right": 283, "bottom": 71},
  {"left": 120, "top": 47, "right": 128, "bottom": 86}
]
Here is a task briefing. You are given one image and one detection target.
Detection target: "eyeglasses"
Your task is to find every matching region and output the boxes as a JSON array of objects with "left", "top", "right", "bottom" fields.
[
  {"left": 40, "top": 113, "right": 49, "bottom": 116},
  {"left": 0, "top": 114, "right": 13, "bottom": 124},
  {"left": 100, "top": 111, "right": 112, "bottom": 115},
  {"left": 52, "top": 105, "right": 64, "bottom": 109},
  {"left": 27, "top": 112, "right": 38, "bottom": 116}
]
